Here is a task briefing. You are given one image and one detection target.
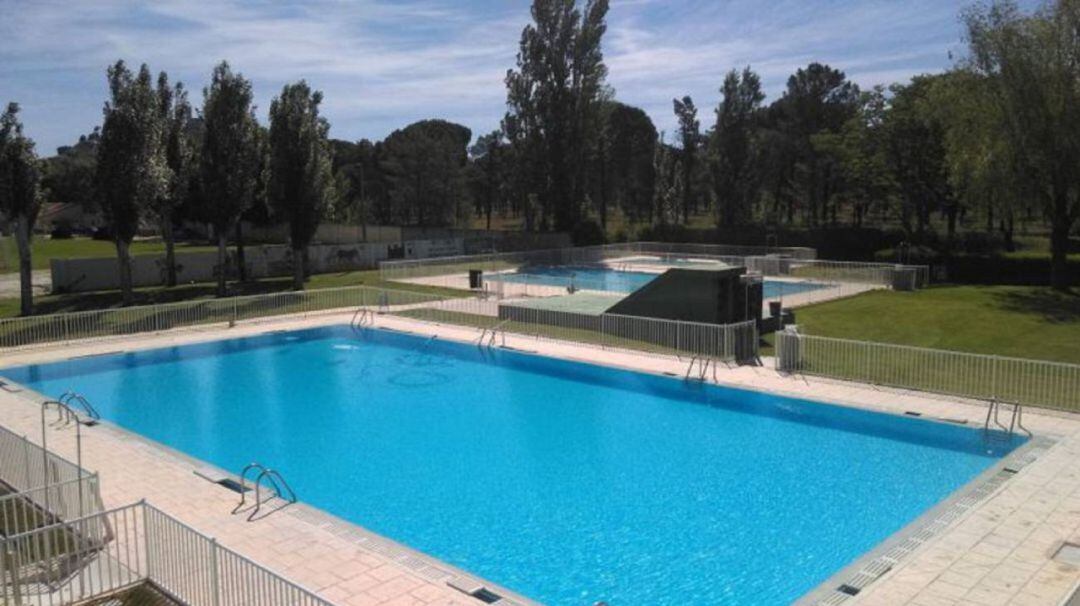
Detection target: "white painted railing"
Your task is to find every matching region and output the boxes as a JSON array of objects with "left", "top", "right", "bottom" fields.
[
  {"left": 0, "top": 424, "right": 88, "bottom": 497},
  {"left": 775, "top": 331, "right": 1080, "bottom": 412},
  {"left": 378, "top": 242, "right": 927, "bottom": 291},
  {"left": 0, "top": 500, "right": 336, "bottom": 606},
  {"left": 0, "top": 475, "right": 103, "bottom": 537},
  {"left": 383, "top": 292, "right": 760, "bottom": 362},
  {"left": 0, "top": 285, "right": 760, "bottom": 363},
  {"left": 0, "top": 286, "right": 383, "bottom": 351}
]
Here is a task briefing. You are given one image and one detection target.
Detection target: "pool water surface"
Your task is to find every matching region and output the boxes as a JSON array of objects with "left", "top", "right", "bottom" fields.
[{"left": 2, "top": 327, "right": 1022, "bottom": 605}]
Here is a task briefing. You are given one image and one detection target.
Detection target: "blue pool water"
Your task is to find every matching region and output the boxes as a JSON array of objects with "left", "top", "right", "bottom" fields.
[
  {"left": 2, "top": 328, "right": 1020, "bottom": 605},
  {"left": 489, "top": 265, "right": 828, "bottom": 297}
]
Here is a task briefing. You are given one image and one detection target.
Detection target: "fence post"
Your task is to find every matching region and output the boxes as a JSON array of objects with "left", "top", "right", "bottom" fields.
[
  {"left": 210, "top": 537, "right": 221, "bottom": 606},
  {"left": 22, "top": 435, "right": 31, "bottom": 489},
  {"left": 143, "top": 500, "right": 154, "bottom": 580},
  {"left": 230, "top": 298, "right": 238, "bottom": 328},
  {"left": 991, "top": 355, "right": 999, "bottom": 402}
]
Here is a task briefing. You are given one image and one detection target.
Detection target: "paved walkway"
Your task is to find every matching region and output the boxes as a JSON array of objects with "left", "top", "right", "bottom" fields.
[
  {"left": 1, "top": 311, "right": 1079, "bottom": 605},
  {"left": 0, "top": 270, "right": 52, "bottom": 297}
]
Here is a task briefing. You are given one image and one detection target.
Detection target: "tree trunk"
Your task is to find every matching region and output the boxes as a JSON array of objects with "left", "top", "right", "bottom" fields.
[
  {"left": 14, "top": 214, "right": 33, "bottom": 316},
  {"left": 162, "top": 217, "right": 177, "bottom": 287},
  {"left": 292, "top": 246, "right": 304, "bottom": 291},
  {"left": 946, "top": 205, "right": 958, "bottom": 244},
  {"left": 235, "top": 222, "right": 247, "bottom": 282},
  {"left": 1000, "top": 215, "right": 1016, "bottom": 253},
  {"left": 1049, "top": 217, "right": 1071, "bottom": 291},
  {"left": 216, "top": 230, "right": 228, "bottom": 298},
  {"left": 115, "top": 238, "right": 134, "bottom": 306}
]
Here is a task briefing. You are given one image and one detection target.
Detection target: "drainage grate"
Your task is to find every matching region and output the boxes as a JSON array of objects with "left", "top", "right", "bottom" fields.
[
  {"left": 214, "top": 478, "right": 250, "bottom": 494},
  {"left": 837, "top": 584, "right": 860, "bottom": 596},
  {"left": 1054, "top": 542, "right": 1080, "bottom": 566}
]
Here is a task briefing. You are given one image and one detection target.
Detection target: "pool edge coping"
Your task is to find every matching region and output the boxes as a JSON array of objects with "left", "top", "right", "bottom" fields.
[{"left": 1, "top": 312, "right": 1076, "bottom": 605}]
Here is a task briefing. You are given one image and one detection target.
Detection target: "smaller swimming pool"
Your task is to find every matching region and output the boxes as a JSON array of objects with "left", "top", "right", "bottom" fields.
[{"left": 488, "top": 265, "right": 829, "bottom": 298}]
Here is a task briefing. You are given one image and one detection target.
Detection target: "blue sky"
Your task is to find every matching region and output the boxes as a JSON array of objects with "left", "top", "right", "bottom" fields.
[{"left": 0, "top": 0, "right": 1025, "bottom": 155}]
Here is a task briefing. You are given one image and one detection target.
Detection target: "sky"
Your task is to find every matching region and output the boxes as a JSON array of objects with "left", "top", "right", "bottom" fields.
[{"left": 0, "top": 0, "right": 1035, "bottom": 155}]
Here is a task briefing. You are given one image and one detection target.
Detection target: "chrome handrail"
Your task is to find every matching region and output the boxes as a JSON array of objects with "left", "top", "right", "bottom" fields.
[
  {"left": 233, "top": 462, "right": 297, "bottom": 521},
  {"left": 59, "top": 391, "right": 101, "bottom": 423}
]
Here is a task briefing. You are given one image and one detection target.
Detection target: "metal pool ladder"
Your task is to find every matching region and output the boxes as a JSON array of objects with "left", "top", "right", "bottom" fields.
[
  {"left": 58, "top": 390, "right": 101, "bottom": 424},
  {"left": 232, "top": 462, "right": 298, "bottom": 521},
  {"left": 685, "top": 356, "right": 714, "bottom": 382},
  {"left": 477, "top": 319, "right": 510, "bottom": 349},
  {"left": 983, "top": 399, "right": 1031, "bottom": 442},
  {"left": 351, "top": 307, "right": 373, "bottom": 330}
]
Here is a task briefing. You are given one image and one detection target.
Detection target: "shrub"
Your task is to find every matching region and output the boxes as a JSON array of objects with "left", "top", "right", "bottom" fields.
[{"left": 571, "top": 219, "right": 606, "bottom": 246}]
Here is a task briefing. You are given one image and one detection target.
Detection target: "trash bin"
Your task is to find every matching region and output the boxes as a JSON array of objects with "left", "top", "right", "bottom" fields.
[
  {"left": 469, "top": 269, "right": 483, "bottom": 289},
  {"left": 768, "top": 301, "right": 782, "bottom": 318},
  {"left": 891, "top": 266, "right": 917, "bottom": 291}
]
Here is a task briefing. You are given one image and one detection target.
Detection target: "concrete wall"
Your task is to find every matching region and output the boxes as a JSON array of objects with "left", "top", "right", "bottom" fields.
[
  {"left": 51, "top": 238, "right": 464, "bottom": 294},
  {"left": 184, "top": 222, "right": 572, "bottom": 253}
]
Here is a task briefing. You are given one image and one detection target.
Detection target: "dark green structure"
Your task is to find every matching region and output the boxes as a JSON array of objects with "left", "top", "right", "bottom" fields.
[{"left": 605, "top": 267, "right": 763, "bottom": 325}]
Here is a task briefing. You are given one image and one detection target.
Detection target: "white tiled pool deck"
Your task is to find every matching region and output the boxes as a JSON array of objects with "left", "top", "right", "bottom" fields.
[{"left": 1, "top": 311, "right": 1079, "bottom": 605}]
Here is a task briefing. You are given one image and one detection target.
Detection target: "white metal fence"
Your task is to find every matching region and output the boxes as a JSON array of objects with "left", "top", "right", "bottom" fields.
[
  {"left": 368, "top": 289, "right": 760, "bottom": 362},
  {"left": 0, "top": 286, "right": 382, "bottom": 351},
  {"left": 0, "top": 500, "right": 335, "bottom": 606},
  {"left": 0, "top": 285, "right": 760, "bottom": 363},
  {"left": 0, "top": 475, "right": 103, "bottom": 539},
  {"left": 775, "top": 331, "right": 1080, "bottom": 412},
  {"left": 378, "top": 242, "right": 820, "bottom": 281},
  {"left": 0, "top": 424, "right": 89, "bottom": 499},
  {"left": 378, "top": 242, "right": 928, "bottom": 294}
]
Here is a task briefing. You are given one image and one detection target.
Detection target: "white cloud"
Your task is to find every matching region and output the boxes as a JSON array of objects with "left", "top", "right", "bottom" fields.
[{"left": 0, "top": 0, "right": 985, "bottom": 153}]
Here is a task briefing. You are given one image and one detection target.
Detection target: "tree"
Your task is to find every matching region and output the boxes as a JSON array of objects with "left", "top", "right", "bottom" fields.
[
  {"left": 598, "top": 102, "right": 657, "bottom": 227},
  {"left": 0, "top": 103, "right": 43, "bottom": 316},
  {"left": 42, "top": 130, "right": 99, "bottom": 212},
  {"left": 932, "top": 71, "right": 1026, "bottom": 251},
  {"left": 332, "top": 138, "right": 382, "bottom": 238},
  {"left": 199, "top": 61, "right": 261, "bottom": 297},
  {"left": 268, "top": 81, "right": 335, "bottom": 290},
  {"left": 814, "top": 86, "right": 896, "bottom": 228},
  {"left": 711, "top": 67, "right": 765, "bottom": 226},
  {"left": 882, "top": 76, "right": 955, "bottom": 239},
  {"left": 469, "top": 130, "right": 509, "bottom": 230},
  {"left": 769, "top": 63, "right": 860, "bottom": 225},
  {"left": 961, "top": 0, "right": 1080, "bottom": 289},
  {"left": 503, "top": 0, "right": 610, "bottom": 232},
  {"left": 652, "top": 137, "right": 681, "bottom": 225},
  {"left": 95, "top": 61, "right": 167, "bottom": 305},
  {"left": 672, "top": 96, "right": 700, "bottom": 224},
  {"left": 155, "top": 73, "right": 192, "bottom": 287},
  {"left": 380, "top": 120, "right": 471, "bottom": 227}
]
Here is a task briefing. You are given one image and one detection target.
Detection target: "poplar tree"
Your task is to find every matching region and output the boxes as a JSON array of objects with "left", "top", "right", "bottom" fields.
[
  {"left": 0, "top": 103, "right": 42, "bottom": 316},
  {"left": 268, "top": 81, "right": 335, "bottom": 290}
]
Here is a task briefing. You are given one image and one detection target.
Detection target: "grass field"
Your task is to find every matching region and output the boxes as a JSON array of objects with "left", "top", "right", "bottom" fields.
[
  {"left": 0, "top": 270, "right": 469, "bottom": 318},
  {"left": 784, "top": 285, "right": 1080, "bottom": 365},
  {"left": 0, "top": 236, "right": 219, "bottom": 272}
]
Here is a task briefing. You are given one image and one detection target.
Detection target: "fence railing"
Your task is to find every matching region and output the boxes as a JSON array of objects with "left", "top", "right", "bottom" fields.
[
  {"left": 0, "top": 475, "right": 103, "bottom": 539},
  {"left": 0, "top": 285, "right": 408, "bottom": 351},
  {"left": 378, "top": 242, "right": 817, "bottom": 281},
  {"left": 381, "top": 291, "right": 759, "bottom": 362},
  {"left": 0, "top": 500, "right": 336, "bottom": 606},
  {"left": 0, "top": 284, "right": 760, "bottom": 363},
  {"left": 775, "top": 331, "right": 1080, "bottom": 412},
  {"left": 0, "top": 424, "right": 88, "bottom": 497},
  {"left": 378, "top": 242, "right": 927, "bottom": 292}
]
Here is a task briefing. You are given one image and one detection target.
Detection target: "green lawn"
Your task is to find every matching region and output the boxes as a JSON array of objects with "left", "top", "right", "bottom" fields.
[
  {"left": 787, "top": 285, "right": 1080, "bottom": 364},
  {"left": 0, "top": 236, "right": 217, "bottom": 272},
  {"left": 0, "top": 270, "right": 470, "bottom": 318}
]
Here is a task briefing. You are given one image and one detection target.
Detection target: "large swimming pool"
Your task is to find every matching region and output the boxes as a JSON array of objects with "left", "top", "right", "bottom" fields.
[
  {"left": 488, "top": 265, "right": 828, "bottom": 298},
  {"left": 2, "top": 327, "right": 1020, "bottom": 605}
]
